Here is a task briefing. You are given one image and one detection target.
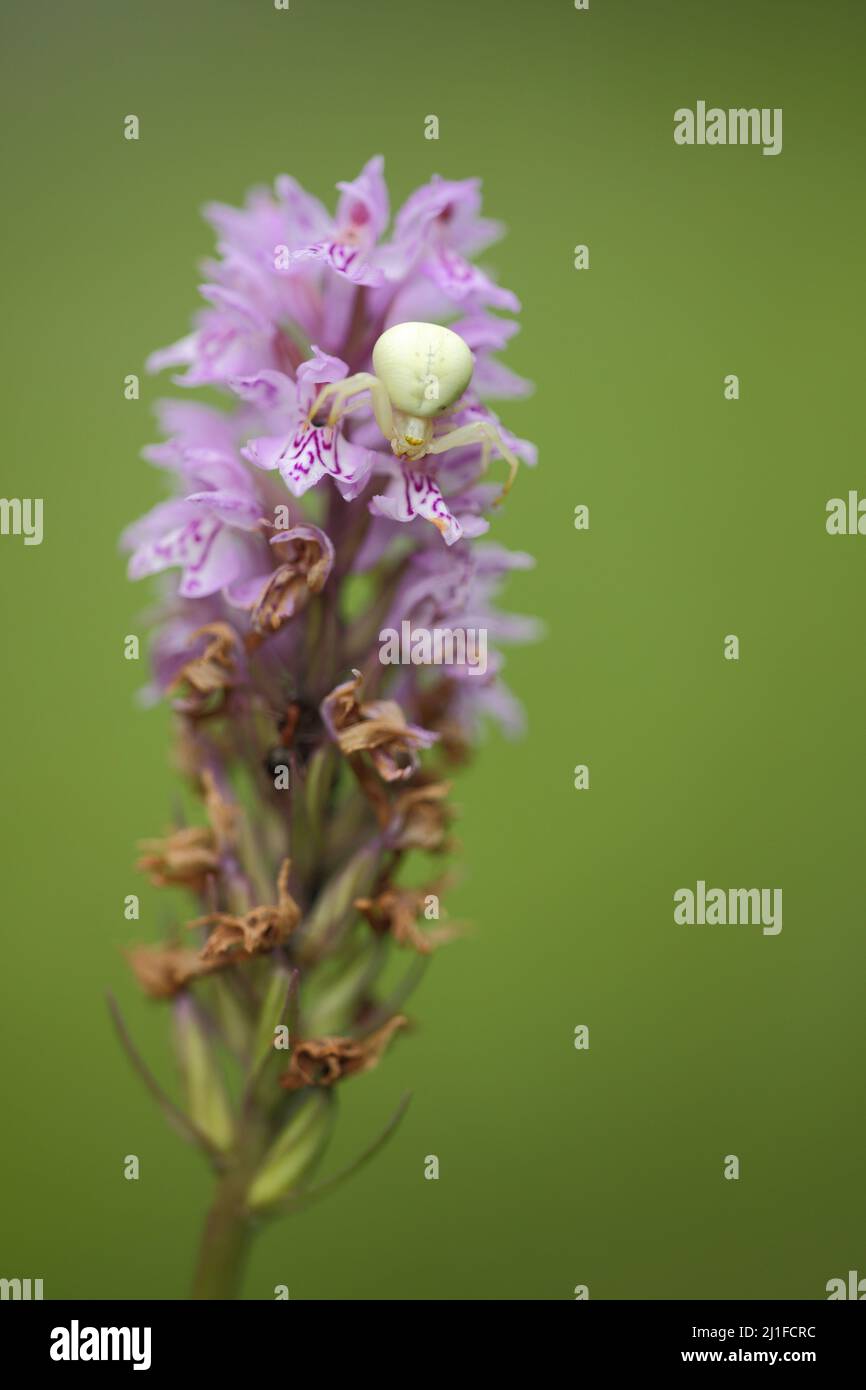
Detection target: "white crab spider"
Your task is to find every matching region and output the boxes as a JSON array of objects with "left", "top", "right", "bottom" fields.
[{"left": 307, "top": 321, "right": 520, "bottom": 501}]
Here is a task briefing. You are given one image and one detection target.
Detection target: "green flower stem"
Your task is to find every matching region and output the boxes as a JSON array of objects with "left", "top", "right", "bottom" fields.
[
  {"left": 191, "top": 1110, "right": 272, "bottom": 1300},
  {"left": 191, "top": 1167, "right": 253, "bottom": 1300}
]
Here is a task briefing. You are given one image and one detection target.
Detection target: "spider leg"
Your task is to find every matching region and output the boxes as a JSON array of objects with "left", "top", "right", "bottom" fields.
[
  {"left": 426, "top": 420, "right": 519, "bottom": 502},
  {"left": 479, "top": 433, "right": 492, "bottom": 480},
  {"left": 333, "top": 398, "right": 368, "bottom": 419},
  {"left": 306, "top": 380, "right": 353, "bottom": 428},
  {"left": 307, "top": 372, "right": 394, "bottom": 439}
]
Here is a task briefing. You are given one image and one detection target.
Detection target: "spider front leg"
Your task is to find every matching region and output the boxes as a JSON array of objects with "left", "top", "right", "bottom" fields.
[
  {"left": 427, "top": 420, "right": 520, "bottom": 502},
  {"left": 307, "top": 372, "right": 394, "bottom": 441}
]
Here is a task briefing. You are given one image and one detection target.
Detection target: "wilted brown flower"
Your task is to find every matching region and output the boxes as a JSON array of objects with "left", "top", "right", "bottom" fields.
[
  {"left": 279, "top": 1015, "right": 407, "bottom": 1092},
  {"left": 389, "top": 779, "right": 455, "bottom": 852},
  {"left": 136, "top": 770, "right": 237, "bottom": 889},
  {"left": 354, "top": 884, "right": 458, "bottom": 955},
  {"left": 200, "top": 768, "right": 238, "bottom": 853},
  {"left": 249, "top": 526, "right": 333, "bottom": 634},
  {"left": 190, "top": 859, "right": 301, "bottom": 960},
  {"left": 321, "top": 670, "right": 437, "bottom": 783},
  {"left": 136, "top": 826, "right": 220, "bottom": 891},
  {"left": 414, "top": 677, "right": 472, "bottom": 765},
  {"left": 128, "top": 944, "right": 219, "bottom": 999},
  {"left": 169, "top": 622, "right": 241, "bottom": 716}
]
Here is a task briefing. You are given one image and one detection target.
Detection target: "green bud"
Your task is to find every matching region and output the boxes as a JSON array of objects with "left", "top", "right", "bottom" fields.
[
  {"left": 250, "top": 965, "right": 294, "bottom": 1076},
  {"left": 173, "top": 998, "right": 234, "bottom": 1152},
  {"left": 205, "top": 974, "right": 254, "bottom": 1060},
  {"left": 247, "top": 1093, "right": 333, "bottom": 1212},
  {"left": 298, "top": 844, "right": 378, "bottom": 961},
  {"left": 305, "top": 936, "right": 385, "bottom": 1036},
  {"left": 304, "top": 744, "right": 336, "bottom": 831}
]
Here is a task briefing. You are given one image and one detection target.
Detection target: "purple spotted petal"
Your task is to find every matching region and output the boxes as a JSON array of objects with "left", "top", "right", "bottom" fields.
[
  {"left": 335, "top": 155, "right": 389, "bottom": 245},
  {"left": 185, "top": 489, "right": 263, "bottom": 531},
  {"left": 424, "top": 249, "right": 520, "bottom": 313},
  {"left": 392, "top": 175, "right": 503, "bottom": 261},
  {"left": 245, "top": 423, "right": 373, "bottom": 500},
  {"left": 229, "top": 369, "right": 297, "bottom": 414},
  {"left": 176, "top": 525, "right": 261, "bottom": 598},
  {"left": 127, "top": 514, "right": 220, "bottom": 585},
  {"left": 180, "top": 448, "right": 257, "bottom": 492},
  {"left": 290, "top": 240, "right": 384, "bottom": 288},
  {"left": 370, "top": 471, "right": 463, "bottom": 546},
  {"left": 121, "top": 497, "right": 194, "bottom": 552}
]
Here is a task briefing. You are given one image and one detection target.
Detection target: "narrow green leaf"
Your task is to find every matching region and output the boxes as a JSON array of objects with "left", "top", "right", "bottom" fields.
[
  {"left": 305, "top": 936, "right": 385, "bottom": 1036},
  {"left": 274, "top": 1092, "right": 412, "bottom": 1217},
  {"left": 304, "top": 744, "right": 335, "bottom": 832},
  {"left": 298, "top": 843, "right": 378, "bottom": 962},
  {"left": 173, "top": 998, "right": 234, "bottom": 1152},
  {"left": 207, "top": 974, "right": 254, "bottom": 1061},
  {"left": 250, "top": 965, "right": 294, "bottom": 1076},
  {"left": 106, "top": 993, "right": 223, "bottom": 1168},
  {"left": 247, "top": 1093, "right": 334, "bottom": 1212}
]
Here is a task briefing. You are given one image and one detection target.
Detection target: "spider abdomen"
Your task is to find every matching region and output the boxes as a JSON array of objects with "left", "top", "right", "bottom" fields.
[{"left": 372, "top": 321, "right": 474, "bottom": 419}]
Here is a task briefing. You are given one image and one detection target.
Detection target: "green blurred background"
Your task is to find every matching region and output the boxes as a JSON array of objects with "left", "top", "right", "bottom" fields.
[{"left": 1, "top": 0, "right": 864, "bottom": 1300}]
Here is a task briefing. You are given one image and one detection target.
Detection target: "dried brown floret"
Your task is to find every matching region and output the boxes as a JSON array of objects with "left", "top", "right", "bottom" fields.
[
  {"left": 279, "top": 1015, "right": 407, "bottom": 1092},
  {"left": 189, "top": 859, "right": 301, "bottom": 961},
  {"left": 200, "top": 768, "right": 238, "bottom": 853},
  {"left": 136, "top": 826, "right": 219, "bottom": 892},
  {"left": 321, "top": 670, "right": 437, "bottom": 783},
  {"left": 389, "top": 779, "right": 455, "bottom": 852},
  {"left": 354, "top": 883, "right": 458, "bottom": 955},
  {"left": 249, "top": 529, "right": 332, "bottom": 634},
  {"left": 127, "top": 944, "right": 219, "bottom": 999},
  {"left": 414, "top": 677, "right": 472, "bottom": 765},
  {"left": 169, "top": 622, "right": 241, "bottom": 716}
]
